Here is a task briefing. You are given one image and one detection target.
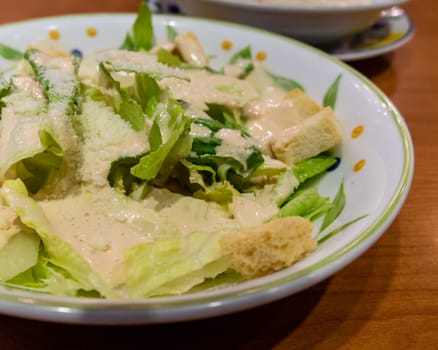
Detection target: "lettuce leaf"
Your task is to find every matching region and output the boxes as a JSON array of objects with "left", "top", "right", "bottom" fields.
[
  {"left": 5, "top": 246, "right": 96, "bottom": 297},
  {"left": 120, "top": 2, "right": 154, "bottom": 51},
  {"left": 0, "top": 179, "right": 115, "bottom": 298},
  {"left": 0, "top": 43, "right": 24, "bottom": 61},
  {"left": 125, "top": 230, "right": 228, "bottom": 298},
  {"left": 98, "top": 62, "right": 145, "bottom": 131},
  {"left": 130, "top": 98, "right": 192, "bottom": 182},
  {"left": 0, "top": 228, "right": 40, "bottom": 281},
  {"left": 0, "top": 110, "right": 65, "bottom": 194},
  {"left": 25, "top": 48, "right": 80, "bottom": 116},
  {"left": 276, "top": 187, "right": 332, "bottom": 220},
  {"left": 274, "top": 155, "right": 338, "bottom": 207},
  {"left": 319, "top": 180, "right": 346, "bottom": 232}
]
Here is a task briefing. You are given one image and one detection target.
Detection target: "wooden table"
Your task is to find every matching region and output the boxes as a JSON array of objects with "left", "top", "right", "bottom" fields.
[{"left": 0, "top": 1, "right": 436, "bottom": 349}]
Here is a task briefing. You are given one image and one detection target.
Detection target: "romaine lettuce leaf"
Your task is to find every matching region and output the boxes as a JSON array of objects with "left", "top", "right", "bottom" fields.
[
  {"left": 98, "top": 62, "right": 145, "bottom": 131},
  {"left": 125, "top": 230, "right": 229, "bottom": 298},
  {"left": 276, "top": 187, "right": 332, "bottom": 220},
  {"left": 0, "top": 179, "right": 115, "bottom": 298},
  {"left": 130, "top": 98, "right": 192, "bottom": 182},
  {"left": 146, "top": 257, "right": 230, "bottom": 297},
  {"left": 0, "top": 228, "right": 40, "bottom": 281},
  {"left": 5, "top": 247, "right": 95, "bottom": 297},
  {"left": 0, "top": 107, "right": 65, "bottom": 194},
  {"left": 274, "top": 155, "right": 338, "bottom": 207},
  {"left": 319, "top": 180, "right": 346, "bottom": 232},
  {"left": 0, "top": 43, "right": 24, "bottom": 61},
  {"left": 121, "top": 2, "right": 154, "bottom": 51},
  {"left": 226, "top": 45, "right": 254, "bottom": 78},
  {"left": 155, "top": 48, "right": 184, "bottom": 67},
  {"left": 205, "top": 103, "right": 249, "bottom": 137},
  {"left": 25, "top": 48, "right": 80, "bottom": 116}
]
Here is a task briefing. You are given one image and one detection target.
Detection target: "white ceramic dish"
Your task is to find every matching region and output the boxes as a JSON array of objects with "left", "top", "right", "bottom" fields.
[
  {"left": 164, "top": 0, "right": 410, "bottom": 44},
  {"left": 0, "top": 13, "right": 413, "bottom": 325},
  {"left": 328, "top": 6, "right": 414, "bottom": 61}
]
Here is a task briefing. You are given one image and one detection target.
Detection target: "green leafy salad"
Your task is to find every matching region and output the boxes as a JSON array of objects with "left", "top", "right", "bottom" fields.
[{"left": 0, "top": 3, "right": 346, "bottom": 299}]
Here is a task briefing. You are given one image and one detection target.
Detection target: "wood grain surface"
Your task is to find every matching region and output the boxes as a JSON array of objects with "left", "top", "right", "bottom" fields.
[{"left": 0, "top": 1, "right": 437, "bottom": 349}]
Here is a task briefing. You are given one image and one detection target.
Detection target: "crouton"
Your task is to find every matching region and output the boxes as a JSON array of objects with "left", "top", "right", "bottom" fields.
[
  {"left": 220, "top": 216, "right": 316, "bottom": 277},
  {"left": 245, "top": 88, "right": 343, "bottom": 162},
  {"left": 174, "top": 32, "right": 209, "bottom": 67},
  {"left": 272, "top": 106, "right": 343, "bottom": 165}
]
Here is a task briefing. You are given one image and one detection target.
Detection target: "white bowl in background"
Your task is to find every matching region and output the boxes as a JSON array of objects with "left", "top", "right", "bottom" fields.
[{"left": 165, "top": 0, "right": 409, "bottom": 44}]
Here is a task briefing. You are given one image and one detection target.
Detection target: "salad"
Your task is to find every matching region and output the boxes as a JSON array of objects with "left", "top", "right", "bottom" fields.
[{"left": 0, "top": 3, "right": 345, "bottom": 299}]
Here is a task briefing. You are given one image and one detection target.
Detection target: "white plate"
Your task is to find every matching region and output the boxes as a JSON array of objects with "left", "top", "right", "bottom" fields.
[
  {"left": 0, "top": 13, "right": 414, "bottom": 325},
  {"left": 327, "top": 7, "right": 415, "bottom": 61}
]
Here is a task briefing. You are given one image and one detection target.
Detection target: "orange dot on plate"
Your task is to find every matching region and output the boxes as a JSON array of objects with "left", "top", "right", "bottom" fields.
[
  {"left": 256, "top": 51, "right": 267, "bottom": 61},
  {"left": 48, "top": 29, "right": 60, "bottom": 40},
  {"left": 221, "top": 40, "right": 233, "bottom": 50},
  {"left": 352, "top": 125, "right": 364, "bottom": 139},
  {"left": 86, "top": 27, "right": 98, "bottom": 37},
  {"left": 354, "top": 159, "right": 366, "bottom": 172}
]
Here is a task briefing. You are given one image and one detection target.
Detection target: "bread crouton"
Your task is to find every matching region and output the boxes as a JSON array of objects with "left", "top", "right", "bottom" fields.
[
  {"left": 174, "top": 32, "right": 208, "bottom": 67},
  {"left": 283, "top": 88, "right": 324, "bottom": 121},
  {"left": 272, "top": 106, "right": 343, "bottom": 165},
  {"left": 245, "top": 88, "right": 343, "bottom": 162},
  {"left": 220, "top": 216, "right": 316, "bottom": 277}
]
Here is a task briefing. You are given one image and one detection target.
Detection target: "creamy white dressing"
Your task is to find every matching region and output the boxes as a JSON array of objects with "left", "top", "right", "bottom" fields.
[
  {"left": 43, "top": 69, "right": 76, "bottom": 99},
  {"left": 46, "top": 107, "right": 78, "bottom": 150},
  {"left": 97, "top": 49, "right": 188, "bottom": 80},
  {"left": 244, "top": 87, "right": 323, "bottom": 153},
  {"left": 78, "top": 51, "right": 99, "bottom": 84},
  {"left": 0, "top": 108, "right": 45, "bottom": 175},
  {"left": 160, "top": 69, "right": 259, "bottom": 111},
  {"left": 190, "top": 123, "right": 212, "bottom": 137},
  {"left": 11, "top": 76, "right": 45, "bottom": 100},
  {"left": 143, "top": 188, "right": 238, "bottom": 235},
  {"left": 39, "top": 187, "right": 174, "bottom": 287},
  {"left": 0, "top": 204, "right": 20, "bottom": 249},
  {"left": 223, "top": 59, "right": 252, "bottom": 78},
  {"left": 27, "top": 51, "right": 78, "bottom": 105},
  {"left": 28, "top": 51, "right": 74, "bottom": 74},
  {"left": 3, "top": 78, "right": 46, "bottom": 115},
  {"left": 214, "top": 128, "right": 254, "bottom": 169},
  {"left": 229, "top": 193, "right": 278, "bottom": 228},
  {"left": 274, "top": 172, "right": 299, "bottom": 202}
]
